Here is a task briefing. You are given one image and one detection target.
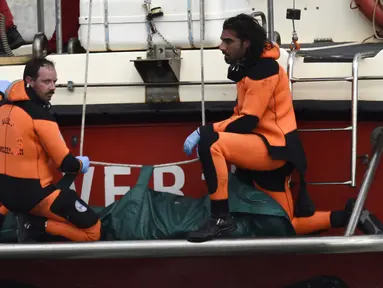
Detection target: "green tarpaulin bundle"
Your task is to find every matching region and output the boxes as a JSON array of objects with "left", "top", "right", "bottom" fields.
[{"left": 0, "top": 166, "right": 296, "bottom": 243}]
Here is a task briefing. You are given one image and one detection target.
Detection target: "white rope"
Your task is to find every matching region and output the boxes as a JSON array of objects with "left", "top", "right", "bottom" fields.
[
  {"left": 79, "top": 0, "right": 93, "bottom": 156},
  {"left": 90, "top": 158, "right": 199, "bottom": 168},
  {"left": 200, "top": 0, "right": 206, "bottom": 126},
  {"left": 78, "top": 0, "right": 207, "bottom": 168}
]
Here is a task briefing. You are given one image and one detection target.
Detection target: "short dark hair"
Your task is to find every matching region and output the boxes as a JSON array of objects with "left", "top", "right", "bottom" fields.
[
  {"left": 223, "top": 13, "right": 273, "bottom": 61},
  {"left": 23, "top": 58, "right": 55, "bottom": 81}
]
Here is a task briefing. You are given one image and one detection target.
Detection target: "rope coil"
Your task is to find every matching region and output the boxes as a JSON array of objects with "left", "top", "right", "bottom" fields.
[{"left": 80, "top": 0, "right": 206, "bottom": 168}]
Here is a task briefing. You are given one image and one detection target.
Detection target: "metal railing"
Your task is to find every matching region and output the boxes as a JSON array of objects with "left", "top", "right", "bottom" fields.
[
  {"left": 36, "top": 0, "right": 62, "bottom": 54},
  {"left": 345, "top": 126, "right": 383, "bottom": 235},
  {"left": 287, "top": 50, "right": 378, "bottom": 187},
  {"left": 0, "top": 127, "right": 381, "bottom": 259},
  {"left": 37, "top": 0, "right": 44, "bottom": 33},
  {"left": 267, "top": 0, "right": 274, "bottom": 42},
  {"left": 0, "top": 235, "right": 383, "bottom": 259}
]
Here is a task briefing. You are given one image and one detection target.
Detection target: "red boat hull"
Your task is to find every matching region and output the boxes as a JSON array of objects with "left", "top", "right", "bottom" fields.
[
  {"left": 59, "top": 120, "right": 378, "bottom": 214},
  {"left": 1, "top": 254, "right": 383, "bottom": 287},
  {"left": 1, "top": 119, "right": 383, "bottom": 287}
]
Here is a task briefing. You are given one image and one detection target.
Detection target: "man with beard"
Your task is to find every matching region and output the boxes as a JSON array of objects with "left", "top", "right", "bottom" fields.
[
  {"left": 183, "top": 13, "right": 383, "bottom": 242},
  {"left": 0, "top": 58, "right": 101, "bottom": 242}
]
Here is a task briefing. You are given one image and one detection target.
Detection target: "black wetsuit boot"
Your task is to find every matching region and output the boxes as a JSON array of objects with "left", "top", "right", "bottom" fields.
[
  {"left": 16, "top": 213, "right": 47, "bottom": 243},
  {"left": 345, "top": 198, "right": 383, "bottom": 234},
  {"left": 330, "top": 198, "right": 383, "bottom": 234},
  {"left": 187, "top": 199, "right": 237, "bottom": 243}
]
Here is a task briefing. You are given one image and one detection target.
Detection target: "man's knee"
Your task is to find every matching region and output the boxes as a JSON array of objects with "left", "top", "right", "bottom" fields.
[
  {"left": 84, "top": 219, "right": 101, "bottom": 241},
  {"left": 50, "top": 189, "right": 100, "bottom": 230}
]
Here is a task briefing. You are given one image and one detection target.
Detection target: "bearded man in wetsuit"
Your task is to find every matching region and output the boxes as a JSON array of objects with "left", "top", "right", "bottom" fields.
[
  {"left": 183, "top": 13, "right": 383, "bottom": 243},
  {"left": 0, "top": 58, "right": 100, "bottom": 242}
]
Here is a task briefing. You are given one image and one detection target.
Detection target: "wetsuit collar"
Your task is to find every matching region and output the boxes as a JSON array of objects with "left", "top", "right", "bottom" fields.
[
  {"left": 25, "top": 86, "right": 51, "bottom": 110},
  {"left": 227, "top": 57, "right": 253, "bottom": 82},
  {"left": 227, "top": 43, "right": 281, "bottom": 82}
]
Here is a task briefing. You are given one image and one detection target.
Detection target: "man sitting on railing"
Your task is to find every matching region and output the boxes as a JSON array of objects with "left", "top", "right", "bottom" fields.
[
  {"left": 183, "top": 13, "right": 383, "bottom": 243},
  {"left": 0, "top": 58, "right": 100, "bottom": 242}
]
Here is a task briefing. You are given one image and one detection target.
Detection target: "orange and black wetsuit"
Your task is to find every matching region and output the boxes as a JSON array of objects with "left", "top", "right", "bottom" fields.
[
  {"left": 197, "top": 43, "right": 336, "bottom": 235},
  {"left": 0, "top": 80, "right": 100, "bottom": 241}
]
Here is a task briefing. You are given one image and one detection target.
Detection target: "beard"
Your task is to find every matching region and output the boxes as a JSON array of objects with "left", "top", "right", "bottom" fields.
[{"left": 224, "top": 55, "right": 237, "bottom": 65}]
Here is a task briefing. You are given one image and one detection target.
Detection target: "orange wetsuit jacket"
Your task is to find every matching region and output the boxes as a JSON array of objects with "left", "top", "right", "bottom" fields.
[
  {"left": 0, "top": 80, "right": 83, "bottom": 212},
  {"left": 212, "top": 43, "right": 309, "bottom": 215},
  {"left": 214, "top": 44, "right": 297, "bottom": 148}
]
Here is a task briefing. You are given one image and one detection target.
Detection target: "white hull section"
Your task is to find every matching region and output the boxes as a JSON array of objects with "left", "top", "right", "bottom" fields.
[
  {"left": 1, "top": 46, "right": 383, "bottom": 105},
  {"left": 2, "top": 0, "right": 383, "bottom": 107},
  {"left": 7, "top": 0, "right": 378, "bottom": 48}
]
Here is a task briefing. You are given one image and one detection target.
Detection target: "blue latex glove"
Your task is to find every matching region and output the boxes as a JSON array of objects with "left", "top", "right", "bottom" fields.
[
  {"left": 76, "top": 156, "right": 90, "bottom": 173},
  {"left": 0, "top": 80, "right": 11, "bottom": 93},
  {"left": 0, "top": 80, "right": 11, "bottom": 102},
  {"left": 183, "top": 128, "right": 200, "bottom": 156}
]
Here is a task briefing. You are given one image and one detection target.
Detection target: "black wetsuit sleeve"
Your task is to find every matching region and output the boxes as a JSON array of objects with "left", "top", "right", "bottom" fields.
[{"left": 225, "top": 115, "right": 259, "bottom": 134}]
